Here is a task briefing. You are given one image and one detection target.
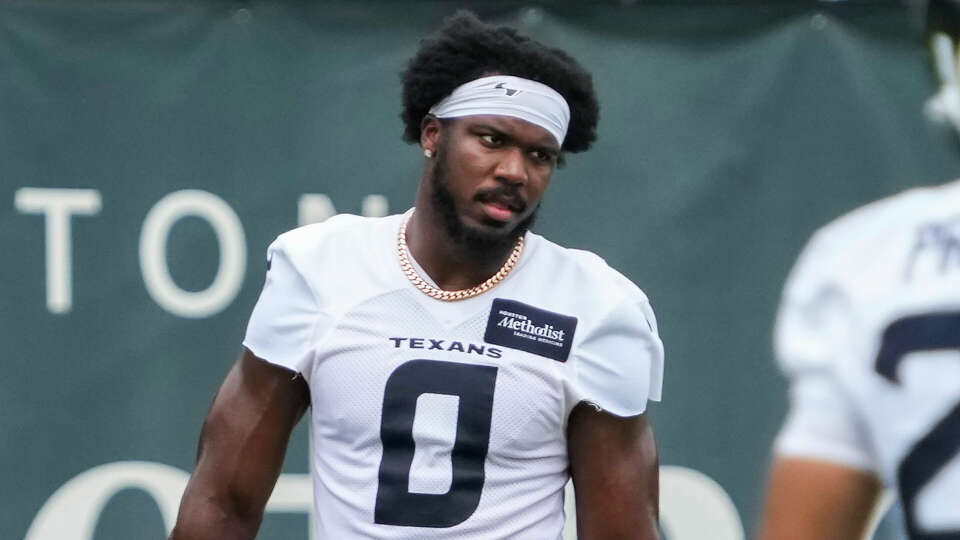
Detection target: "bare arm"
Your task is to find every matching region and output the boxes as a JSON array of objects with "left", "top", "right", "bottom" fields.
[
  {"left": 567, "top": 403, "right": 659, "bottom": 540},
  {"left": 757, "top": 457, "right": 882, "bottom": 540},
  {"left": 169, "top": 348, "right": 310, "bottom": 540}
]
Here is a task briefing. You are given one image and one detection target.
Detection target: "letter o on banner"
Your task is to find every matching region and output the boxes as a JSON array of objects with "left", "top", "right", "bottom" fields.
[
  {"left": 23, "top": 461, "right": 189, "bottom": 540},
  {"left": 140, "top": 190, "right": 246, "bottom": 318}
]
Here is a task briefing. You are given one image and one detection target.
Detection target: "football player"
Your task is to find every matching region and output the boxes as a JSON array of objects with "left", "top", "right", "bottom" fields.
[
  {"left": 759, "top": 2, "right": 960, "bottom": 538},
  {"left": 170, "top": 11, "right": 664, "bottom": 540}
]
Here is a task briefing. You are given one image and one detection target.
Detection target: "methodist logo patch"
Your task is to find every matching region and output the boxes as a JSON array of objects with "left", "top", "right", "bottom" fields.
[{"left": 484, "top": 299, "right": 577, "bottom": 362}]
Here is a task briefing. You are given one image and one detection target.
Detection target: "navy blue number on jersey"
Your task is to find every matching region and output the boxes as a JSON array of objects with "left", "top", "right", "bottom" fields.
[
  {"left": 875, "top": 312, "right": 960, "bottom": 540},
  {"left": 375, "top": 359, "right": 498, "bottom": 528}
]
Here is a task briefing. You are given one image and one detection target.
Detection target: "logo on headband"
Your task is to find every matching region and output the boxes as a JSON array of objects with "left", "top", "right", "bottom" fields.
[{"left": 494, "top": 82, "right": 522, "bottom": 97}]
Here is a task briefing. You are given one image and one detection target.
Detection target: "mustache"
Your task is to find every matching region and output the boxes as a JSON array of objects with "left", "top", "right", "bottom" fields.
[{"left": 475, "top": 186, "right": 527, "bottom": 212}]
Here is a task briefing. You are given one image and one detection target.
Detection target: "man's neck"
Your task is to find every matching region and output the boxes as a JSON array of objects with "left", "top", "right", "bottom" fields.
[{"left": 404, "top": 203, "right": 518, "bottom": 292}]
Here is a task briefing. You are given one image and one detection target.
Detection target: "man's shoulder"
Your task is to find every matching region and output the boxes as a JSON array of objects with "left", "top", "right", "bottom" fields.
[
  {"left": 525, "top": 232, "right": 649, "bottom": 307},
  {"left": 265, "top": 213, "right": 401, "bottom": 286},
  {"left": 789, "top": 180, "right": 960, "bottom": 287},
  {"left": 810, "top": 180, "right": 959, "bottom": 260},
  {"left": 253, "top": 213, "right": 406, "bottom": 318},
  {"left": 523, "top": 234, "right": 663, "bottom": 416},
  {"left": 266, "top": 213, "right": 400, "bottom": 270},
  {"left": 274, "top": 213, "right": 399, "bottom": 252},
  {"left": 775, "top": 180, "right": 960, "bottom": 374}
]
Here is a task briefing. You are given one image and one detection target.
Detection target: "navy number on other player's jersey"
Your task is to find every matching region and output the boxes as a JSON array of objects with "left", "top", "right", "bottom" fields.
[
  {"left": 375, "top": 359, "right": 498, "bottom": 528},
  {"left": 875, "top": 312, "right": 960, "bottom": 540}
]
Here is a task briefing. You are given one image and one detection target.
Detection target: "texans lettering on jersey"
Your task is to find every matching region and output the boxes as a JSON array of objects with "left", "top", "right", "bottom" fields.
[
  {"left": 243, "top": 211, "right": 664, "bottom": 539},
  {"left": 774, "top": 180, "right": 960, "bottom": 538}
]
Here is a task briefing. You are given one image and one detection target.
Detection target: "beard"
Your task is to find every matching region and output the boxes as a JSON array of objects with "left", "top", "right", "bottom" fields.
[{"left": 429, "top": 142, "right": 539, "bottom": 254}]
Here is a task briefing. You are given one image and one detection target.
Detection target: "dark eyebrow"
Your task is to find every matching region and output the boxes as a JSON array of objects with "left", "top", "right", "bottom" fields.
[
  {"left": 472, "top": 125, "right": 519, "bottom": 147},
  {"left": 472, "top": 123, "right": 559, "bottom": 156},
  {"left": 530, "top": 144, "right": 560, "bottom": 158},
  {"left": 471, "top": 123, "right": 510, "bottom": 139}
]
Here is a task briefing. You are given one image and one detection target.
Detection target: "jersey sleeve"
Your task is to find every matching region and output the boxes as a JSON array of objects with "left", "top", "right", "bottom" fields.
[
  {"left": 568, "top": 297, "right": 664, "bottom": 417},
  {"left": 242, "top": 236, "right": 329, "bottom": 381},
  {"left": 772, "top": 230, "right": 877, "bottom": 471},
  {"left": 774, "top": 227, "right": 857, "bottom": 374},
  {"left": 774, "top": 373, "right": 877, "bottom": 472}
]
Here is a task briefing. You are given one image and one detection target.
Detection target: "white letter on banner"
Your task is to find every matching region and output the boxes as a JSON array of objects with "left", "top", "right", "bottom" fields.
[
  {"left": 298, "top": 194, "right": 389, "bottom": 226},
  {"left": 23, "top": 461, "right": 312, "bottom": 540},
  {"left": 361, "top": 194, "right": 389, "bottom": 218},
  {"left": 14, "top": 188, "right": 102, "bottom": 314},
  {"left": 298, "top": 194, "right": 336, "bottom": 226},
  {"left": 23, "top": 461, "right": 188, "bottom": 540},
  {"left": 140, "top": 190, "right": 245, "bottom": 318}
]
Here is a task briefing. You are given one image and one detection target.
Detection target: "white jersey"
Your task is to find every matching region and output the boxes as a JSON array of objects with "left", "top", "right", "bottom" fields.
[
  {"left": 774, "top": 180, "right": 960, "bottom": 538},
  {"left": 243, "top": 212, "right": 664, "bottom": 539}
]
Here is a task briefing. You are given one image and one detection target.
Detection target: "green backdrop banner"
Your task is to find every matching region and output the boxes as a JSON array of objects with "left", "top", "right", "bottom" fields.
[{"left": 2, "top": 2, "right": 955, "bottom": 539}]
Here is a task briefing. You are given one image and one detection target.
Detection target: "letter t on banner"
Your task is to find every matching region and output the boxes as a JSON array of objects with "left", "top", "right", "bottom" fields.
[{"left": 15, "top": 188, "right": 102, "bottom": 314}]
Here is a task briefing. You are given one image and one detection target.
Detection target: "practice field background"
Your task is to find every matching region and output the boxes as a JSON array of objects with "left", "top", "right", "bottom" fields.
[{"left": 2, "top": 1, "right": 956, "bottom": 539}]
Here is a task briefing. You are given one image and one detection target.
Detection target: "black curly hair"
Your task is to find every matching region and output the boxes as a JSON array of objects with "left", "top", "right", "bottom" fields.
[{"left": 401, "top": 11, "right": 599, "bottom": 154}]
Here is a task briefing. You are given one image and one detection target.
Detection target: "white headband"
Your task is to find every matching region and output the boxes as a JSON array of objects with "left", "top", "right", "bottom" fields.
[{"left": 428, "top": 75, "right": 570, "bottom": 146}]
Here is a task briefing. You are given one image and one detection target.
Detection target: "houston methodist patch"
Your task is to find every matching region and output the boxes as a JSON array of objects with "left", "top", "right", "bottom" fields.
[{"left": 484, "top": 299, "right": 578, "bottom": 362}]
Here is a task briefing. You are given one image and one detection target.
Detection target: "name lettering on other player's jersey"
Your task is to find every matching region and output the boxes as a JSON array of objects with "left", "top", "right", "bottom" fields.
[
  {"left": 484, "top": 299, "right": 577, "bottom": 362},
  {"left": 388, "top": 337, "right": 502, "bottom": 359},
  {"left": 905, "top": 217, "right": 960, "bottom": 280}
]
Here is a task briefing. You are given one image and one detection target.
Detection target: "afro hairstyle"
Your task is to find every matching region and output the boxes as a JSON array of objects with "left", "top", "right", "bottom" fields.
[{"left": 400, "top": 11, "right": 599, "bottom": 154}]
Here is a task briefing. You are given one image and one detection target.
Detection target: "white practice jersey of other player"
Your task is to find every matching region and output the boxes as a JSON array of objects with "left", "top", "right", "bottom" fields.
[
  {"left": 774, "top": 179, "right": 960, "bottom": 538},
  {"left": 243, "top": 212, "right": 664, "bottom": 539}
]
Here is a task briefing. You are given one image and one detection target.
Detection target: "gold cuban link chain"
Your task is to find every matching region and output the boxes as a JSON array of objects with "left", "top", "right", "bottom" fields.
[{"left": 397, "top": 212, "right": 523, "bottom": 301}]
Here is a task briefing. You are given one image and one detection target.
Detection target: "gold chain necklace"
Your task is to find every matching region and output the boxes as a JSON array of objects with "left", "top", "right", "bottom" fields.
[{"left": 397, "top": 211, "right": 523, "bottom": 301}]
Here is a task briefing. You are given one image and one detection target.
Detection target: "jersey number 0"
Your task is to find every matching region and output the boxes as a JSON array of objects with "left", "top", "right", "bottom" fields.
[
  {"left": 875, "top": 312, "right": 960, "bottom": 540},
  {"left": 374, "top": 359, "right": 498, "bottom": 528}
]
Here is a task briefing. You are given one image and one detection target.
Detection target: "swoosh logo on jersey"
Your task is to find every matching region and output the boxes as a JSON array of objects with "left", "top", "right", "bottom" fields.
[{"left": 483, "top": 299, "right": 577, "bottom": 362}]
